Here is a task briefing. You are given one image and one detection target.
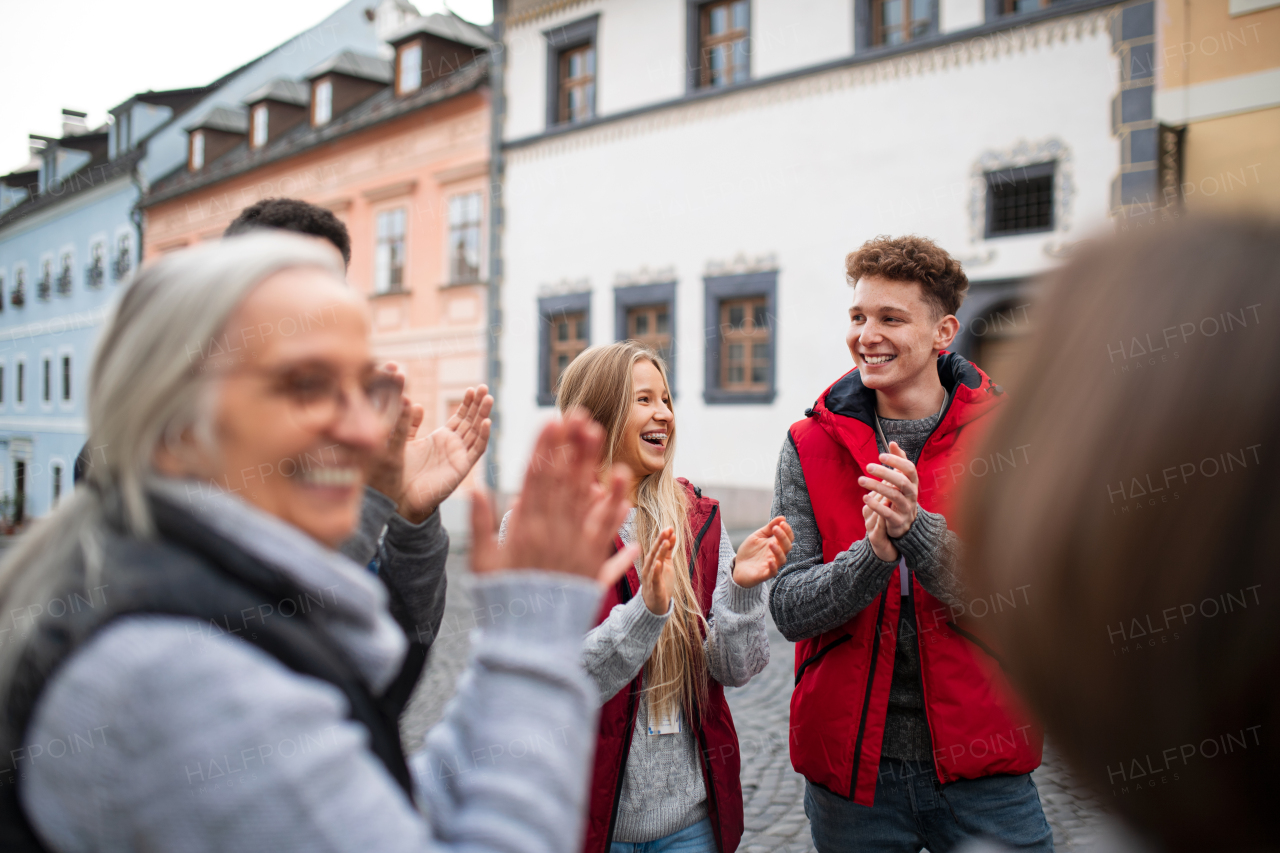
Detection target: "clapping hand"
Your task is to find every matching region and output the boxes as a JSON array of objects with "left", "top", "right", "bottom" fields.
[
  {"left": 640, "top": 527, "right": 676, "bottom": 615},
  {"left": 396, "top": 383, "right": 494, "bottom": 524},
  {"left": 731, "top": 516, "right": 795, "bottom": 588},
  {"left": 470, "top": 411, "right": 638, "bottom": 586},
  {"left": 858, "top": 441, "right": 919, "bottom": 539}
]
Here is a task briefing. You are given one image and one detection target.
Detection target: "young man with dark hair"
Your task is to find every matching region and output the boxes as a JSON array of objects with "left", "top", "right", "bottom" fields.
[
  {"left": 225, "top": 197, "right": 352, "bottom": 268},
  {"left": 769, "top": 235, "right": 1051, "bottom": 852}
]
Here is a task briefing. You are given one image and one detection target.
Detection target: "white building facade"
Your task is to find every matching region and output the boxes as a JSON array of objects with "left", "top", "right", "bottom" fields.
[{"left": 491, "top": 0, "right": 1149, "bottom": 524}]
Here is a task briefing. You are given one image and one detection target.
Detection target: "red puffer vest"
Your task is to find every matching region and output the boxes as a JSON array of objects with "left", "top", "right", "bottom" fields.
[
  {"left": 788, "top": 353, "right": 1042, "bottom": 806},
  {"left": 582, "top": 479, "right": 744, "bottom": 853}
]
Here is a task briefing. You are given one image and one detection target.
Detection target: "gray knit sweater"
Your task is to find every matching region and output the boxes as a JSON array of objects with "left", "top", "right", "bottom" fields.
[
  {"left": 21, "top": 480, "right": 604, "bottom": 853},
  {"left": 500, "top": 508, "right": 769, "bottom": 842},
  {"left": 768, "top": 421, "right": 964, "bottom": 762}
]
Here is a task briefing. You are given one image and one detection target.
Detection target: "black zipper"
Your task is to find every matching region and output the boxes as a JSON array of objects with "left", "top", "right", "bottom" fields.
[
  {"left": 945, "top": 620, "right": 1008, "bottom": 670},
  {"left": 847, "top": 589, "right": 889, "bottom": 799},
  {"left": 794, "top": 634, "right": 852, "bottom": 687},
  {"left": 690, "top": 505, "right": 718, "bottom": 576}
]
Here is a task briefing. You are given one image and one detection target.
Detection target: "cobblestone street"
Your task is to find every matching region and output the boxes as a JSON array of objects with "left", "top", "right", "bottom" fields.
[{"left": 401, "top": 551, "right": 1110, "bottom": 852}]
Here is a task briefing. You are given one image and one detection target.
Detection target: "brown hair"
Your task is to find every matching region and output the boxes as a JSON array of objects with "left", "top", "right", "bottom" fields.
[
  {"left": 846, "top": 234, "right": 968, "bottom": 318},
  {"left": 556, "top": 342, "right": 708, "bottom": 721},
  {"left": 962, "top": 216, "right": 1280, "bottom": 852}
]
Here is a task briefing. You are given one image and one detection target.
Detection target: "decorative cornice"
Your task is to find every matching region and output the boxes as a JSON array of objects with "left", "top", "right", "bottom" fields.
[
  {"left": 613, "top": 265, "right": 675, "bottom": 288},
  {"left": 704, "top": 253, "right": 778, "bottom": 278},
  {"left": 507, "top": 0, "right": 595, "bottom": 28},
  {"left": 506, "top": 5, "right": 1116, "bottom": 164},
  {"left": 537, "top": 277, "right": 590, "bottom": 297}
]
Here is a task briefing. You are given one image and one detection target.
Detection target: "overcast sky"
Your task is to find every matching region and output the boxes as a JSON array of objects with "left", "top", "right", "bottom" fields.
[{"left": 0, "top": 0, "right": 493, "bottom": 174}]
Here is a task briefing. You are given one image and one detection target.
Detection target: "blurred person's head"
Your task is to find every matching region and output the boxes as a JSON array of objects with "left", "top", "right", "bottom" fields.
[
  {"left": 963, "top": 216, "right": 1280, "bottom": 852},
  {"left": 225, "top": 198, "right": 352, "bottom": 268},
  {"left": 845, "top": 235, "right": 967, "bottom": 390},
  {"left": 556, "top": 341, "right": 706, "bottom": 719}
]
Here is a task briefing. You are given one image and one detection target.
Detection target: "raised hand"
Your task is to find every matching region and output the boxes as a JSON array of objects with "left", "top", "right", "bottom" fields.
[
  {"left": 640, "top": 527, "right": 676, "bottom": 615},
  {"left": 398, "top": 384, "right": 494, "bottom": 523},
  {"left": 470, "top": 411, "right": 637, "bottom": 586},
  {"left": 732, "top": 516, "right": 795, "bottom": 589},
  {"left": 365, "top": 364, "right": 417, "bottom": 501},
  {"left": 862, "top": 499, "right": 898, "bottom": 562},
  {"left": 858, "top": 441, "right": 919, "bottom": 539}
]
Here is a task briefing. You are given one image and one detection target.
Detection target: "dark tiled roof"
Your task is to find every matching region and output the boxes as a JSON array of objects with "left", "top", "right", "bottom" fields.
[
  {"left": 187, "top": 106, "right": 249, "bottom": 134},
  {"left": 305, "top": 51, "right": 393, "bottom": 84},
  {"left": 387, "top": 12, "right": 494, "bottom": 49},
  {"left": 244, "top": 78, "right": 311, "bottom": 107},
  {"left": 0, "top": 147, "right": 143, "bottom": 233},
  {"left": 144, "top": 55, "right": 489, "bottom": 207}
]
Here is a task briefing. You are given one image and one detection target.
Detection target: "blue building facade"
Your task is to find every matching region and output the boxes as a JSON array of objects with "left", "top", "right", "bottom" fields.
[{"left": 0, "top": 0, "right": 411, "bottom": 525}]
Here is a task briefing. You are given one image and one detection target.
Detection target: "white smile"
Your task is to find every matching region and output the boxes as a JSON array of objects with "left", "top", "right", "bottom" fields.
[
  {"left": 863, "top": 354, "right": 896, "bottom": 365},
  {"left": 641, "top": 432, "right": 667, "bottom": 447},
  {"left": 299, "top": 466, "right": 361, "bottom": 487}
]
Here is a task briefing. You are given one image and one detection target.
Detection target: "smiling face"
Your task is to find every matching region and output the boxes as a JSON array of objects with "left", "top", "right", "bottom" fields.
[
  {"left": 847, "top": 274, "right": 958, "bottom": 392},
  {"left": 613, "top": 359, "right": 674, "bottom": 488},
  {"left": 183, "top": 266, "right": 391, "bottom": 547}
]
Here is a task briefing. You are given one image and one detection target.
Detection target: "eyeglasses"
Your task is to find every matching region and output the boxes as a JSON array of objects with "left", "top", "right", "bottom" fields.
[{"left": 226, "top": 363, "right": 403, "bottom": 431}]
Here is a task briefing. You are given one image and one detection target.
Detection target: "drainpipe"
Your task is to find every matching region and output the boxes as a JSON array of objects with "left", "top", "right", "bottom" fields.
[{"left": 485, "top": 0, "right": 508, "bottom": 491}]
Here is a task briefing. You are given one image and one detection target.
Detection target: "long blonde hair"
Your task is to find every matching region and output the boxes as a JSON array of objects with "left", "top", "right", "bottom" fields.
[{"left": 556, "top": 341, "right": 708, "bottom": 720}]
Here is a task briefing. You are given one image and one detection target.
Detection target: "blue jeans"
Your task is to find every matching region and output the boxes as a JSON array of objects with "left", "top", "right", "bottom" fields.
[
  {"left": 610, "top": 818, "right": 718, "bottom": 853},
  {"left": 804, "top": 759, "right": 1053, "bottom": 853}
]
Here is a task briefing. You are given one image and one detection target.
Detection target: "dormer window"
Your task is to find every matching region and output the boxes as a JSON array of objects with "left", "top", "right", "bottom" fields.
[
  {"left": 251, "top": 104, "right": 269, "bottom": 148},
  {"left": 190, "top": 130, "right": 205, "bottom": 170},
  {"left": 313, "top": 79, "right": 333, "bottom": 126},
  {"left": 397, "top": 42, "right": 423, "bottom": 95}
]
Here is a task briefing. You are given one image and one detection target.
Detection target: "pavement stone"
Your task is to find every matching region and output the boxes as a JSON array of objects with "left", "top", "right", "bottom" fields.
[{"left": 399, "top": 551, "right": 1112, "bottom": 852}]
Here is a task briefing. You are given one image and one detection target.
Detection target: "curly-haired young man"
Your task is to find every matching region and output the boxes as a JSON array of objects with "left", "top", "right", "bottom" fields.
[
  {"left": 769, "top": 235, "right": 1052, "bottom": 852},
  {"left": 225, "top": 197, "right": 352, "bottom": 268}
]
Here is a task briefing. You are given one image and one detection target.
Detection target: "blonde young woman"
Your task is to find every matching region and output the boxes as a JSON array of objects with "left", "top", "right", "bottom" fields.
[{"left": 507, "top": 341, "right": 794, "bottom": 853}]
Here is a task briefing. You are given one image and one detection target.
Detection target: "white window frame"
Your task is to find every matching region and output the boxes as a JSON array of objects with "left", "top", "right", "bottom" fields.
[
  {"left": 114, "top": 227, "right": 135, "bottom": 283},
  {"left": 49, "top": 456, "right": 67, "bottom": 508},
  {"left": 374, "top": 206, "right": 408, "bottom": 295},
  {"left": 252, "top": 104, "right": 269, "bottom": 148},
  {"left": 87, "top": 232, "right": 108, "bottom": 288},
  {"left": 14, "top": 356, "right": 26, "bottom": 409},
  {"left": 57, "top": 243, "right": 75, "bottom": 297},
  {"left": 39, "top": 349, "right": 54, "bottom": 411},
  {"left": 398, "top": 42, "right": 423, "bottom": 95},
  {"left": 191, "top": 130, "right": 206, "bottom": 170},
  {"left": 445, "top": 190, "right": 485, "bottom": 285},
  {"left": 37, "top": 252, "right": 54, "bottom": 301},
  {"left": 11, "top": 262, "right": 25, "bottom": 309},
  {"left": 313, "top": 79, "right": 333, "bottom": 126},
  {"left": 57, "top": 345, "right": 74, "bottom": 411},
  {"left": 0, "top": 358, "right": 7, "bottom": 409}
]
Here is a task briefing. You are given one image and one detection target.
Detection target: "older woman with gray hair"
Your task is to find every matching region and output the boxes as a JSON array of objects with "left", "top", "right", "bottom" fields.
[{"left": 0, "top": 233, "right": 637, "bottom": 853}]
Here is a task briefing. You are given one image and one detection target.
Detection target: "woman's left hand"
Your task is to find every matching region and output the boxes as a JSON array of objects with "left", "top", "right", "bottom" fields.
[{"left": 732, "top": 516, "right": 795, "bottom": 588}]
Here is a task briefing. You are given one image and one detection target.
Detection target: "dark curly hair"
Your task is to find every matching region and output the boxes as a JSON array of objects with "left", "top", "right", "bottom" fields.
[
  {"left": 224, "top": 198, "right": 351, "bottom": 267},
  {"left": 845, "top": 234, "right": 968, "bottom": 318}
]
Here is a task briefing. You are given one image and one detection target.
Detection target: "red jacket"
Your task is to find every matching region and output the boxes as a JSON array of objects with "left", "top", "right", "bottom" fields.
[
  {"left": 787, "top": 352, "right": 1042, "bottom": 806},
  {"left": 583, "top": 480, "right": 744, "bottom": 853}
]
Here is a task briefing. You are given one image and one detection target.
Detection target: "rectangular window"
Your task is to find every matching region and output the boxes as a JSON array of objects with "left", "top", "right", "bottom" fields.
[
  {"left": 38, "top": 260, "right": 52, "bottom": 301},
  {"left": 871, "top": 0, "right": 935, "bottom": 47},
  {"left": 191, "top": 130, "right": 205, "bottom": 170},
  {"left": 114, "top": 233, "right": 133, "bottom": 280},
  {"left": 0, "top": 272, "right": 5, "bottom": 313},
  {"left": 61, "top": 355, "right": 71, "bottom": 402},
  {"left": 704, "top": 271, "right": 776, "bottom": 404},
  {"left": 627, "top": 305, "right": 673, "bottom": 363},
  {"left": 375, "top": 208, "right": 407, "bottom": 294},
  {"left": 399, "top": 42, "right": 423, "bottom": 95},
  {"left": 448, "top": 192, "right": 483, "bottom": 283},
  {"left": 314, "top": 79, "right": 333, "bottom": 125},
  {"left": 16, "top": 362, "right": 24, "bottom": 404},
  {"left": 699, "top": 0, "right": 750, "bottom": 88},
  {"left": 550, "top": 311, "right": 588, "bottom": 394},
  {"left": 544, "top": 15, "right": 598, "bottom": 129},
  {"left": 57, "top": 252, "right": 73, "bottom": 296},
  {"left": 558, "top": 44, "right": 596, "bottom": 124},
  {"left": 42, "top": 359, "right": 50, "bottom": 403},
  {"left": 999, "top": 0, "right": 1057, "bottom": 13},
  {"left": 87, "top": 242, "right": 105, "bottom": 287},
  {"left": 538, "top": 293, "right": 591, "bottom": 405},
  {"left": 52, "top": 465, "right": 62, "bottom": 506},
  {"left": 985, "top": 162, "right": 1055, "bottom": 237},
  {"left": 0, "top": 365, "right": 5, "bottom": 403},
  {"left": 252, "top": 104, "right": 269, "bottom": 148}
]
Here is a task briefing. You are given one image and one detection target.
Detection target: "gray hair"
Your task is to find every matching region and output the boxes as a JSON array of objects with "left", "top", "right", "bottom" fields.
[{"left": 0, "top": 232, "right": 344, "bottom": 686}]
